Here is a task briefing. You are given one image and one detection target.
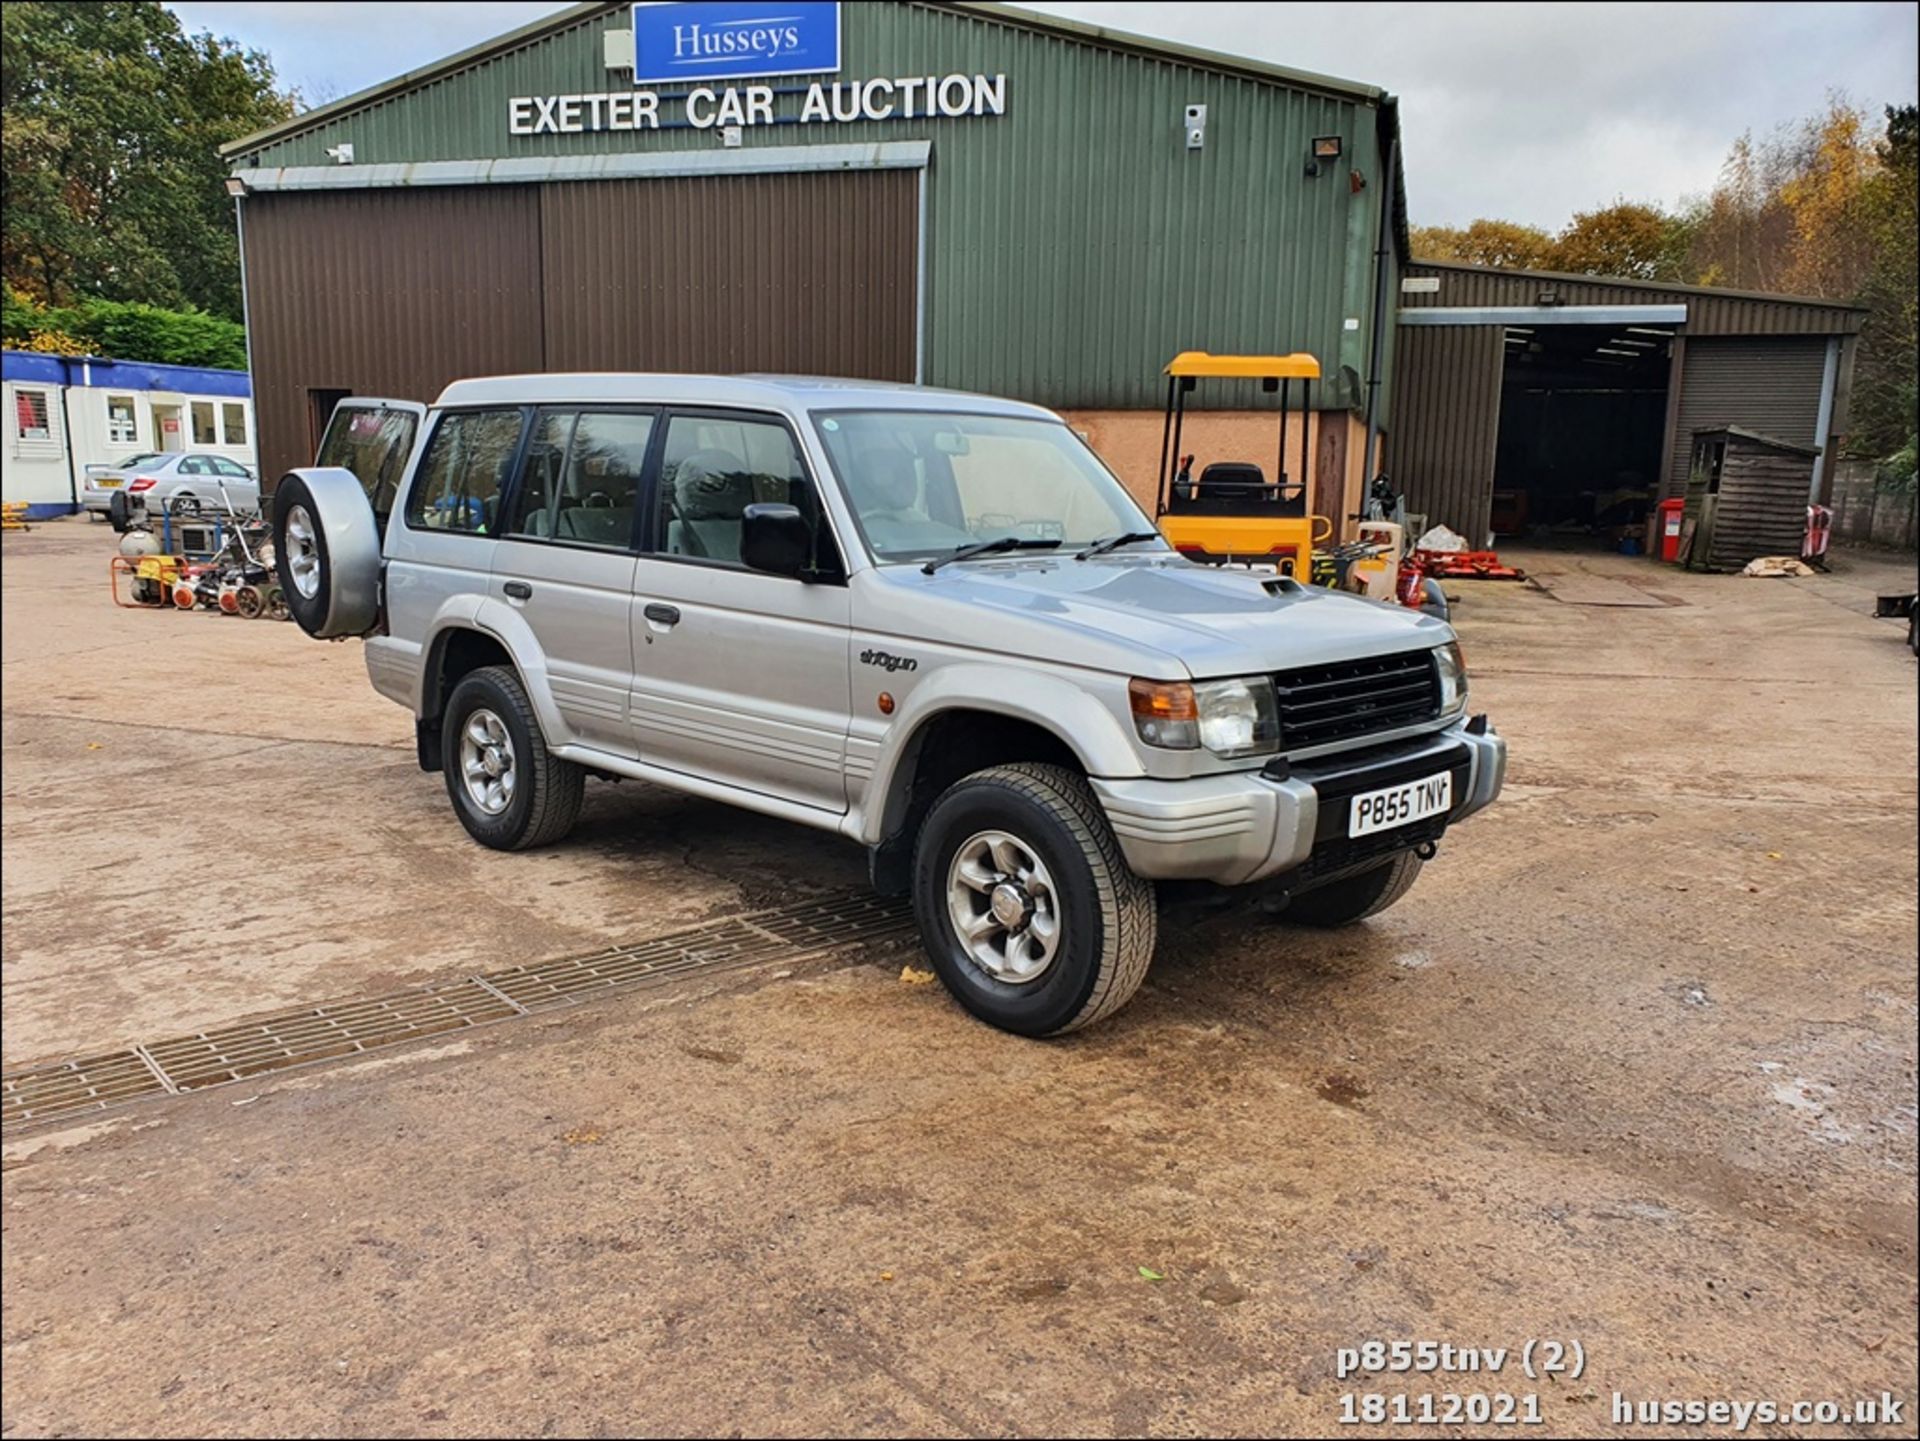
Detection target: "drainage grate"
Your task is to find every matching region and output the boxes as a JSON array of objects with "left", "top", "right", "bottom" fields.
[{"left": 2, "top": 890, "right": 915, "bottom": 1137}]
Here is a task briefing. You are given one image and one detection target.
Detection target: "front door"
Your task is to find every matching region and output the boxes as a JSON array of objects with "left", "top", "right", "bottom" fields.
[
  {"left": 490, "top": 406, "right": 655, "bottom": 758},
  {"left": 629, "top": 409, "right": 852, "bottom": 813},
  {"left": 151, "top": 404, "right": 184, "bottom": 452}
]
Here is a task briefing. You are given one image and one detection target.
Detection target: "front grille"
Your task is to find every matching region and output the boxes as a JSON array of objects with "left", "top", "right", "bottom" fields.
[{"left": 1272, "top": 650, "right": 1441, "bottom": 750}]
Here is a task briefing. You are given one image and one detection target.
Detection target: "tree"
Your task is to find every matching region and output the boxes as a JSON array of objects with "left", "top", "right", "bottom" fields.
[
  {"left": 0, "top": 1, "right": 292, "bottom": 321},
  {"left": 1852, "top": 103, "right": 1918, "bottom": 463},
  {"left": 1550, "top": 201, "right": 1692, "bottom": 282},
  {"left": 1410, "top": 218, "right": 1556, "bottom": 270}
]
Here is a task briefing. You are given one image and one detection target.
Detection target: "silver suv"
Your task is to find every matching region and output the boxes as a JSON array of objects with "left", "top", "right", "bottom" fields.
[{"left": 274, "top": 376, "right": 1504, "bottom": 1037}]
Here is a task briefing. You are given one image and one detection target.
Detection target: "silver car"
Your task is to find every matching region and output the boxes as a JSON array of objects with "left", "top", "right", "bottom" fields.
[
  {"left": 81, "top": 452, "right": 260, "bottom": 518},
  {"left": 271, "top": 379, "right": 1505, "bottom": 1037}
]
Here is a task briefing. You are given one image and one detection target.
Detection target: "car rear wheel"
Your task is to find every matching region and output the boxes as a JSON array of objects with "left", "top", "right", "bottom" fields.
[
  {"left": 271, "top": 469, "right": 383, "bottom": 638},
  {"left": 441, "top": 666, "right": 584, "bottom": 851},
  {"left": 912, "top": 763, "right": 1155, "bottom": 1037},
  {"left": 1282, "top": 851, "right": 1423, "bottom": 927}
]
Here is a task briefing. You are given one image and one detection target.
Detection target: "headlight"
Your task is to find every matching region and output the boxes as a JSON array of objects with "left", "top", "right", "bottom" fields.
[
  {"left": 1128, "top": 676, "right": 1279, "bottom": 758},
  {"left": 1434, "top": 641, "right": 1468, "bottom": 714}
]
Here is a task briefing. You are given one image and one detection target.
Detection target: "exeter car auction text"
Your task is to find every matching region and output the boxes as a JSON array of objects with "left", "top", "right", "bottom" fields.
[{"left": 508, "top": 73, "right": 1008, "bottom": 134}]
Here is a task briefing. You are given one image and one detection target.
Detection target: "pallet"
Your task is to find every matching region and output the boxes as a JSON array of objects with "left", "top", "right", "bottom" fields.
[{"left": 0, "top": 503, "right": 29, "bottom": 532}]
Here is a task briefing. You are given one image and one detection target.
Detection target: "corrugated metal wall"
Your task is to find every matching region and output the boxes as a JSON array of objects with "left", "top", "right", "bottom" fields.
[
  {"left": 539, "top": 171, "right": 916, "bottom": 378},
  {"left": 243, "top": 187, "right": 543, "bottom": 481},
  {"left": 1400, "top": 262, "right": 1863, "bottom": 338},
  {"left": 229, "top": 1, "right": 1398, "bottom": 412},
  {"left": 1668, "top": 337, "right": 1828, "bottom": 495},
  {"left": 1384, "top": 324, "right": 1504, "bottom": 543}
]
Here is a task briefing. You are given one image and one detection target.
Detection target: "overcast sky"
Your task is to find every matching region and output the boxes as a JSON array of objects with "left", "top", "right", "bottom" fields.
[{"left": 167, "top": 1, "right": 1918, "bottom": 230}]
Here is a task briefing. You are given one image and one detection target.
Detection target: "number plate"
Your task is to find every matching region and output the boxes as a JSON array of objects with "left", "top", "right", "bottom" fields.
[
  {"left": 1349, "top": 771, "right": 1452, "bottom": 837},
  {"left": 95, "top": 478, "right": 123, "bottom": 488}
]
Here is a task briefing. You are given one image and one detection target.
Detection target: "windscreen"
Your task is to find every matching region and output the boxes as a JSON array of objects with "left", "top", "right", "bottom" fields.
[{"left": 813, "top": 410, "right": 1160, "bottom": 564}]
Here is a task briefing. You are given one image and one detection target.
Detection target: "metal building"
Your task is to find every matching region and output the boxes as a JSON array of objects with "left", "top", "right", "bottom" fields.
[
  {"left": 1390, "top": 261, "right": 1862, "bottom": 544},
  {"left": 222, "top": 0, "right": 1411, "bottom": 516}
]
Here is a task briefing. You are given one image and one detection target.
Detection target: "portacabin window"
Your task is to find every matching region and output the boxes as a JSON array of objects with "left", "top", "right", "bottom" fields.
[
  {"left": 221, "top": 402, "right": 247, "bottom": 447},
  {"left": 404, "top": 408, "right": 524, "bottom": 535},
  {"left": 106, "top": 394, "right": 139, "bottom": 445},
  {"left": 191, "top": 400, "right": 217, "bottom": 446},
  {"left": 12, "top": 387, "right": 53, "bottom": 442}
]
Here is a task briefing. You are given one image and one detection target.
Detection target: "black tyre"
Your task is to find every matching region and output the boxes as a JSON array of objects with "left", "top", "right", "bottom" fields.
[
  {"left": 1283, "top": 851, "right": 1423, "bottom": 927},
  {"left": 912, "top": 762, "right": 1155, "bottom": 1037},
  {"left": 272, "top": 470, "right": 381, "bottom": 638},
  {"left": 441, "top": 665, "right": 584, "bottom": 851},
  {"left": 108, "top": 490, "right": 131, "bottom": 534}
]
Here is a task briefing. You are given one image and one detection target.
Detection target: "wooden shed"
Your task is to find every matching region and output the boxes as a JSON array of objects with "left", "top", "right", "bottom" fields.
[{"left": 1679, "top": 426, "right": 1818, "bottom": 572}]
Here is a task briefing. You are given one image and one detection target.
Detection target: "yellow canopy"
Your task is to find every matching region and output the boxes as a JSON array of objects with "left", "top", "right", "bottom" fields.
[{"left": 1165, "top": 350, "right": 1321, "bottom": 380}]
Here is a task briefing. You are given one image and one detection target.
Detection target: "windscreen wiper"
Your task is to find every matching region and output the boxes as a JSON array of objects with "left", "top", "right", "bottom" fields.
[
  {"left": 1074, "top": 531, "right": 1161, "bottom": 561},
  {"left": 922, "top": 536, "right": 1062, "bottom": 575}
]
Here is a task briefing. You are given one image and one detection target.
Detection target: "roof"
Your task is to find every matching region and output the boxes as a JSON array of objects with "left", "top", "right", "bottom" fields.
[
  {"left": 2, "top": 351, "right": 251, "bottom": 397},
  {"left": 223, "top": 1, "right": 1394, "bottom": 159},
  {"left": 1406, "top": 259, "right": 1867, "bottom": 315},
  {"left": 1693, "top": 425, "right": 1822, "bottom": 457},
  {"left": 433, "top": 372, "right": 1059, "bottom": 418}
]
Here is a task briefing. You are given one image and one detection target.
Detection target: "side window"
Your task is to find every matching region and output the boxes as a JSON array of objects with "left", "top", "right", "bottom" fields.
[
  {"left": 404, "top": 409, "right": 523, "bottom": 535},
  {"left": 211, "top": 457, "right": 251, "bottom": 478},
  {"left": 177, "top": 457, "right": 207, "bottom": 475},
  {"left": 657, "top": 412, "right": 808, "bottom": 566},
  {"left": 191, "top": 401, "right": 217, "bottom": 446},
  {"left": 510, "top": 409, "right": 654, "bottom": 549},
  {"left": 106, "top": 394, "right": 139, "bottom": 445},
  {"left": 221, "top": 402, "right": 247, "bottom": 446}
]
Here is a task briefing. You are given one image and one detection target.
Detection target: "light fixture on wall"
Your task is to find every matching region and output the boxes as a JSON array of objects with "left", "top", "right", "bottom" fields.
[
  {"left": 224, "top": 176, "right": 249, "bottom": 198},
  {"left": 1306, "top": 134, "right": 1342, "bottom": 177}
]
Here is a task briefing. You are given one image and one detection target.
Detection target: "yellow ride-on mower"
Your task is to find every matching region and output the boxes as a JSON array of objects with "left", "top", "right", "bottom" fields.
[{"left": 1153, "top": 351, "right": 1332, "bottom": 576}]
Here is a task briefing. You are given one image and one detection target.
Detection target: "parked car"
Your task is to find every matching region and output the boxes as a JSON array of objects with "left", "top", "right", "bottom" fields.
[
  {"left": 82, "top": 452, "right": 260, "bottom": 521},
  {"left": 271, "top": 379, "right": 1506, "bottom": 1037}
]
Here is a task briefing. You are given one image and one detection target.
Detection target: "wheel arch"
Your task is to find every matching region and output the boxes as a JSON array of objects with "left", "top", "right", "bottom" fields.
[
  {"left": 415, "top": 600, "right": 565, "bottom": 770},
  {"left": 861, "top": 675, "right": 1141, "bottom": 892}
]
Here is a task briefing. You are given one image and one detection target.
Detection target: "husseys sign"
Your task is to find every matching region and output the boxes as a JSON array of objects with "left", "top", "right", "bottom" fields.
[{"left": 508, "top": 1, "right": 1008, "bottom": 135}]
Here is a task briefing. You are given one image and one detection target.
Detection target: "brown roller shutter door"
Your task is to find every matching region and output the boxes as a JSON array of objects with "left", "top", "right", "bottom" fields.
[
  {"left": 1667, "top": 337, "right": 1828, "bottom": 495},
  {"left": 243, "top": 171, "right": 918, "bottom": 484},
  {"left": 1387, "top": 324, "right": 1506, "bottom": 544},
  {"left": 539, "top": 171, "right": 918, "bottom": 381}
]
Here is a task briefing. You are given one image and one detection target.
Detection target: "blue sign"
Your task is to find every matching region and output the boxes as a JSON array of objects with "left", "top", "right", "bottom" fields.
[{"left": 632, "top": 2, "right": 842, "bottom": 84}]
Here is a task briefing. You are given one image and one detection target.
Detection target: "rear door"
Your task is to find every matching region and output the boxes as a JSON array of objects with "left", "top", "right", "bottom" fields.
[
  {"left": 311, "top": 398, "right": 428, "bottom": 531},
  {"left": 490, "top": 407, "right": 658, "bottom": 758}
]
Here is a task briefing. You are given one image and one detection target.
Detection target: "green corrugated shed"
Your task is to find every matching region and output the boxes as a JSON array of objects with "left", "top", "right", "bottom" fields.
[{"left": 227, "top": 1, "right": 1406, "bottom": 412}]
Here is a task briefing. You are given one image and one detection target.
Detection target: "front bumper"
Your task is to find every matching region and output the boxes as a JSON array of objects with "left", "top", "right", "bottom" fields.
[{"left": 1091, "top": 718, "right": 1506, "bottom": 887}]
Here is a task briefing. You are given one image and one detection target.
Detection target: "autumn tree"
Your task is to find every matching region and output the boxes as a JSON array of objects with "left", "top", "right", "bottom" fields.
[
  {"left": 1853, "top": 103, "right": 1918, "bottom": 465},
  {"left": 1, "top": 1, "right": 292, "bottom": 319},
  {"left": 1410, "top": 218, "right": 1556, "bottom": 269},
  {"left": 1550, "top": 201, "right": 1692, "bottom": 282}
]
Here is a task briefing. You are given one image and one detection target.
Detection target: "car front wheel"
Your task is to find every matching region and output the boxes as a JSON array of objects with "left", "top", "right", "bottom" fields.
[
  {"left": 912, "top": 762, "right": 1156, "bottom": 1037},
  {"left": 441, "top": 665, "right": 584, "bottom": 851}
]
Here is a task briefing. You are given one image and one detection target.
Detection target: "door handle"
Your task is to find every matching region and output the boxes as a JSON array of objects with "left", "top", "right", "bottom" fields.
[
  {"left": 643, "top": 602, "right": 681, "bottom": 626},
  {"left": 503, "top": 581, "right": 532, "bottom": 600}
]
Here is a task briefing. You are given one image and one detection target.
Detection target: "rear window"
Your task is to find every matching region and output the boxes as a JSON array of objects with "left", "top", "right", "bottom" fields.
[{"left": 317, "top": 405, "right": 421, "bottom": 518}]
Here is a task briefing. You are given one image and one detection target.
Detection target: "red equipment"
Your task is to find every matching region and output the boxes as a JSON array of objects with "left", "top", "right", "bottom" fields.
[
  {"left": 1803, "top": 504, "right": 1832, "bottom": 564},
  {"left": 1409, "top": 549, "right": 1526, "bottom": 582},
  {"left": 1656, "top": 498, "right": 1686, "bottom": 562}
]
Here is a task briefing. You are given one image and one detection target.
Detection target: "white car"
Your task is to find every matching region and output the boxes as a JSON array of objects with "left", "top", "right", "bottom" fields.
[{"left": 82, "top": 452, "right": 260, "bottom": 520}]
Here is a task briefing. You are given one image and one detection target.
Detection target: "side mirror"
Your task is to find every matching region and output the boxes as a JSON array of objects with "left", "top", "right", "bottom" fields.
[{"left": 741, "top": 502, "right": 812, "bottom": 579}]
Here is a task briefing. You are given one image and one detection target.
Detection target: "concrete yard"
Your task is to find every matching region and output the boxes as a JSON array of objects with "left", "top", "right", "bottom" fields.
[{"left": 3, "top": 518, "right": 1916, "bottom": 1436}]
